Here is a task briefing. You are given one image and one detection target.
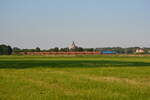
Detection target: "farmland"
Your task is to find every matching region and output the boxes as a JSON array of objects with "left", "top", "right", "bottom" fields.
[{"left": 0, "top": 55, "right": 150, "bottom": 100}]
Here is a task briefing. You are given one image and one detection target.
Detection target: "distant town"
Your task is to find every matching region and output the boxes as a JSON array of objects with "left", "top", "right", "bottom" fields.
[{"left": 0, "top": 41, "right": 150, "bottom": 55}]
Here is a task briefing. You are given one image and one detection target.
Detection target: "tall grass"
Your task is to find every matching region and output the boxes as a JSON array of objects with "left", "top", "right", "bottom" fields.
[{"left": 0, "top": 55, "right": 150, "bottom": 100}]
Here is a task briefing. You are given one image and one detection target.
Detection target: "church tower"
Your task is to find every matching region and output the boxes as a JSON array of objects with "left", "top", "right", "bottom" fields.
[{"left": 69, "top": 41, "right": 78, "bottom": 50}]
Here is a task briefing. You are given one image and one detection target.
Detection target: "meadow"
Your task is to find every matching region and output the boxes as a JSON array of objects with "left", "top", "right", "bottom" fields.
[{"left": 0, "top": 55, "right": 150, "bottom": 100}]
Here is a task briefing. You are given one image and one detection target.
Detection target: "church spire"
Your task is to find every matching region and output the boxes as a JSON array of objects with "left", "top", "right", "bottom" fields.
[{"left": 69, "top": 41, "right": 77, "bottom": 49}]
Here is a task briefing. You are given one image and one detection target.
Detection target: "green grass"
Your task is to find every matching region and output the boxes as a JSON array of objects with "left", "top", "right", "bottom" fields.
[{"left": 0, "top": 55, "right": 150, "bottom": 100}]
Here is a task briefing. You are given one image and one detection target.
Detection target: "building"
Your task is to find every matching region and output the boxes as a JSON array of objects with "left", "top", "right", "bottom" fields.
[
  {"left": 102, "top": 50, "right": 116, "bottom": 54},
  {"left": 135, "top": 49, "right": 145, "bottom": 54},
  {"left": 68, "top": 41, "right": 78, "bottom": 50}
]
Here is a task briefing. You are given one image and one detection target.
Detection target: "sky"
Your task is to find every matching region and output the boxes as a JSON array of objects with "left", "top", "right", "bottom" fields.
[{"left": 0, "top": 0, "right": 150, "bottom": 49}]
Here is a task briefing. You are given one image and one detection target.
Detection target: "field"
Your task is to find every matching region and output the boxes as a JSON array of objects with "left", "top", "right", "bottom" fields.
[{"left": 0, "top": 55, "right": 150, "bottom": 100}]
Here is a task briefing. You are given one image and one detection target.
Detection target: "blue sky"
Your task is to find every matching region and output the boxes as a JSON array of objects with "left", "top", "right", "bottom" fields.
[{"left": 0, "top": 0, "right": 150, "bottom": 49}]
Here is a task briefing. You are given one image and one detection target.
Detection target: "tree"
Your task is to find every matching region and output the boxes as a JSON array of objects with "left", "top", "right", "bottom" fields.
[
  {"left": 111, "top": 47, "right": 125, "bottom": 54},
  {"left": 13, "top": 47, "right": 21, "bottom": 53},
  {"left": 53, "top": 47, "right": 59, "bottom": 52},
  {"left": 60, "top": 48, "right": 69, "bottom": 52},
  {"left": 0, "top": 44, "right": 12, "bottom": 55},
  {"left": 76, "top": 47, "right": 84, "bottom": 52},
  {"left": 8, "top": 46, "right": 13, "bottom": 55},
  {"left": 49, "top": 47, "right": 59, "bottom": 52},
  {"left": 83, "top": 48, "right": 94, "bottom": 52},
  {"left": 35, "top": 47, "right": 41, "bottom": 52},
  {"left": 0, "top": 45, "right": 3, "bottom": 55}
]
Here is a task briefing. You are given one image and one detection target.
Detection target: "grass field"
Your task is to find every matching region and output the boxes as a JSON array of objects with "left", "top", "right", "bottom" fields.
[{"left": 0, "top": 55, "right": 150, "bottom": 100}]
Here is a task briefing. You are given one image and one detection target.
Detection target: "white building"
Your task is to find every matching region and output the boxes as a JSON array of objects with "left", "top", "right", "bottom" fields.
[{"left": 135, "top": 49, "right": 145, "bottom": 53}]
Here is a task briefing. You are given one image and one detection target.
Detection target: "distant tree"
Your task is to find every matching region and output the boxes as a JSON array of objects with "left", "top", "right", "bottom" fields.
[
  {"left": 0, "top": 44, "right": 12, "bottom": 55},
  {"left": 42, "top": 49, "right": 48, "bottom": 52},
  {"left": 60, "top": 48, "right": 65, "bottom": 52},
  {"left": 0, "top": 45, "right": 3, "bottom": 55},
  {"left": 144, "top": 48, "right": 150, "bottom": 54},
  {"left": 125, "top": 48, "right": 133, "bottom": 54},
  {"left": 53, "top": 47, "right": 59, "bottom": 52},
  {"left": 60, "top": 48, "right": 69, "bottom": 52},
  {"left": 83, "top": 48, "right": 94, "bottom": 52},
  {"left": 64, "top": 48, "right": 69, "bottom": 52},
  {"left": 22, "top": 49, "right": 35, "bottom": 52},
  {"left": 76, "top": 47, "right": 84, "bottom": 52},
  {"left": 8, "top": 46, "right": 13, "bottom": 55},
  {"left": 112, "top": 47, "right": 125, "bottom": 54},
  {"left": 35, "top": 47, "right": 41, "bottom": 52},
  {"left": 1, "top": 45, "right": 8, "bottom": 54},
  {"left": 22, "top": 49, "right": 28, "bottom": 52},
  {"left": 30, "top": 49, "right": 36, "bottom": 52},
  {"left": 69, "top": 48, "right": 76, "bottom": 52},
  {"left": 49, "top": 47, "right": 59, "bottom": 52},
  {"left": 13, "top": 47, "right": 21, "bottom": 53}
]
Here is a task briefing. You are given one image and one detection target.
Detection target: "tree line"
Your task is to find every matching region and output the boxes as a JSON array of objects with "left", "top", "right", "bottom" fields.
[
  {"left": 12, "top": 47, "right": 93, "bottom": 52},
  {"left": 12, "top": 46, "right": 150, "bottom": 54},
  {"left": 0, "top": 44, "right": 150, "bottom": 55}
]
